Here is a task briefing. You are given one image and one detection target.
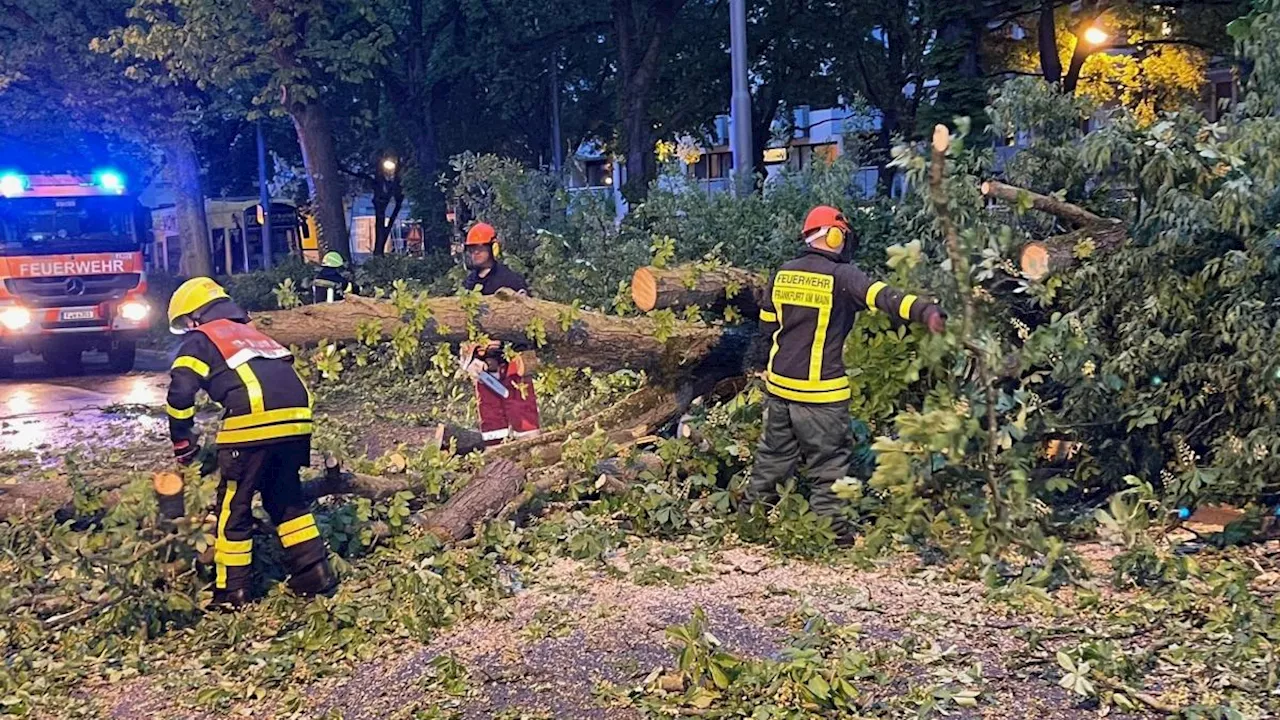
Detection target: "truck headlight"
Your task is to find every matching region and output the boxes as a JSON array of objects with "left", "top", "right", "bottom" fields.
[
  {"left": 0, "top": 306, "right": 31, "bottom": 331},
  {"left": 120, "top": 301, "right": 150, "bottom": 322}
]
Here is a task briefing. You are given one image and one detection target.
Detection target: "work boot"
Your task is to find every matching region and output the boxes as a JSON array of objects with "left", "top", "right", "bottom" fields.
[
  {"left": 288, "top": 558, "right": 338, "bottom": 598},
  {"left": 211, "top": 587, "right": 253, "bottom": 612}
]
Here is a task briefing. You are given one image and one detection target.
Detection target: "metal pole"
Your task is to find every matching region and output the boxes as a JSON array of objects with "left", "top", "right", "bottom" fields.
[
  {"left": 256, "top": 121, "right": 273, "bottom": 269},
  {"left": 550, "top": 53, "right": 564, "bottom": 175},
  {"left": 729, "top": 0, "right": 753, "bottom": 195}
]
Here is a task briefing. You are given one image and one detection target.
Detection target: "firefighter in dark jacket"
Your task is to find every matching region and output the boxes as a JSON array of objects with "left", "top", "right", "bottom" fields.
[
  {"left": 313, "top": 251, "right": 355, "bottom": 303},
  {"left": 459, "top": 222, "right": 541, "bottom": 447},
  {"left": 166, "top": 277, "right": 337, "bottom": 609},
  {"left": 748, "top": 206, "right": 947, "bottom": 541}
]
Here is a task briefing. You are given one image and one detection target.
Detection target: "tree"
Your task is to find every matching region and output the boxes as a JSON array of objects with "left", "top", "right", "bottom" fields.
[
  {"left": 106, "top": 0, "right": 396, "bottom": 262},
  {"left": 988, "top": 0, "right": 1247, "bottom": 121},
  {"left": 0, "top": 0, "right": 215, "bottom": 276},
  {"left": 922, "top": 0, "right": 992, "bottom": 129},
  {"left": 832, "top": 0, "right": 931, "bottom": 190},
  {"left": 613, "top": 0, "right": 691, "bottom": 201}
]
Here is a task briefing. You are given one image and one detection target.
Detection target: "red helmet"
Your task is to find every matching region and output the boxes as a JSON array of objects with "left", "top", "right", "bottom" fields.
[
  {"left": 465, "top": 222, "right": 497, "bottom": 246},
  {"left": 803, "top": 205, "right": 849, "bottom": 235}
]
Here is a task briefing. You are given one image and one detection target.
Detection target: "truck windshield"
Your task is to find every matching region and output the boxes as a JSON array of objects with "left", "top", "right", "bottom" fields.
[{"left": 0, "top": 196, "right": 139, "bottom": 256}]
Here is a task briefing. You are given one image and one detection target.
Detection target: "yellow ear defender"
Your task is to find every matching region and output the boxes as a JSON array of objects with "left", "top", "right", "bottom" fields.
[
  {"left": 491, "top": 241, "right": 501, "bottom": 258},
  {"left": 825, "top": 226, "right": 845, "bottom": 249}
]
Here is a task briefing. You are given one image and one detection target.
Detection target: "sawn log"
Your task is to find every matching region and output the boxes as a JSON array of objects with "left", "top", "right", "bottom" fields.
[
  {"left": 631, "top": 264, "right": 764, "bottom": 316},
  {"left": 981, "top": 179, "right": 1127, "bottom": 280},
  {"left": 254, "top": 291, "right": 722, "bottom": 377}
]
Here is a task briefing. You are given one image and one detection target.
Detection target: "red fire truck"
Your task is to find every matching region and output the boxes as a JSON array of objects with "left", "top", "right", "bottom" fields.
[{"left": 0, "top": 171, "right": 150, "bottom": 377}]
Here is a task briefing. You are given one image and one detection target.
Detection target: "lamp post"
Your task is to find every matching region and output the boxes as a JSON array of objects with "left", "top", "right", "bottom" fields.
[
  {"left": 729, "top": 0, "right": 752, "bottom": 196},
  {"left": 256, "top": 121, "right": 272, "bottom": 270}
]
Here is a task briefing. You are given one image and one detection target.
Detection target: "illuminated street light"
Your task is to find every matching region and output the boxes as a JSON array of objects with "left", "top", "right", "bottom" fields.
[
  {"left": 381, "top": 158, "right": 398, "bottom": 174},
  {"left": 1083, "top": 26, "right": 1109, "bottom": 46}
]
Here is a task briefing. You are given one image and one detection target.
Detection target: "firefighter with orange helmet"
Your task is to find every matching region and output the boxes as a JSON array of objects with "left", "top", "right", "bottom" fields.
[
  {"left": 166, "top": 277, "right": 337, "bottom": 609},
  {"left": 746, "top": 205, "right": 946, "bottom": 543},
  {"left": 458, "top": 222, "right": 542, "bottom": 446}
]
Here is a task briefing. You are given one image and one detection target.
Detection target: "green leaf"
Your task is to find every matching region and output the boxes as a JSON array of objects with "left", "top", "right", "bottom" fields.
[{"left": 807, "top": 674, "right": 831, "bottom": 700}]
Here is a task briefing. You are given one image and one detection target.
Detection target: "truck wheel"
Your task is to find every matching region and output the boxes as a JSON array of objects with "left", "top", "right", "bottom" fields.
[
  {"left": 0, "top": 352, "right": 13, "bottom": 379},
  {"left": 108, "top": 340, "right": 137, "bottom": 373},
  {"left": 46, "top": 351, "right": 83, "bottom": 377}
]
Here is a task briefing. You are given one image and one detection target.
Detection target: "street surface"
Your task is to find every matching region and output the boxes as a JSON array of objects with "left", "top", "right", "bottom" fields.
[{"left": 0, "top": 352, "right": 169, "bottom": 453}]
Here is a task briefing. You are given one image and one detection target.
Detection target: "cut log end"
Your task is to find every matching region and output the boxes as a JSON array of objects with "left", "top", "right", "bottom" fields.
[
  {"left": 632, "top": 266, "right": 659, "bottom": 312},
  {"left": 152, "top": 471, "right": 184, "bottom": 497},
  {"left": 932, "top": 125, "right": 950, "bottom": 153},
  {"left": 1020, "top": 242, "right": 1051, "bottom": 280}
]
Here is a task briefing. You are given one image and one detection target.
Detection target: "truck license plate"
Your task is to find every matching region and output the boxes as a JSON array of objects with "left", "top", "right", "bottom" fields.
[{"left": 60, "top": 308, "right": 98, "bottom": 321}]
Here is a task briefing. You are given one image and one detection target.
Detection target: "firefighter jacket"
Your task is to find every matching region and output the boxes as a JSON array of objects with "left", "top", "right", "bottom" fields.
[
  {"left": 759, "top": 247, "right": 940, "bottom": 405},
  {"left": 167, "top": 301, "right": 313, "bottom": 448}
]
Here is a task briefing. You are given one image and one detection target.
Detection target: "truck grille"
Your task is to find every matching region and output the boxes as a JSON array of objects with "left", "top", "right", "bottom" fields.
[{"left": 4, "top": 273, "right": 141, "bottom": 307}]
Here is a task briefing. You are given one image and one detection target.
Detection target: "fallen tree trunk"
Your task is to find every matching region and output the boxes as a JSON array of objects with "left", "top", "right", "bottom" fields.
[
  {"left": 981, "top": 180, "right": 1111, "bottom": 228},
  {"left": 1017, "top": 224, "right": 1129, "bottom": 281},
  {"left": 631, "top": 264, "right": 764, "bottom": 316},
  {"left": 421, "top": 458, "right": 528, "bottom": 542},
  {"left": 255, "top": 291, "right": 723, "bottom": 377},
  {"left": 981, "top": 179, "right": 1127, "bottom": 281}
]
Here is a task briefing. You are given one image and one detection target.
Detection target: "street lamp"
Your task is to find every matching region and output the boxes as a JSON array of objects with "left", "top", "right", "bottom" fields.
[
  {"left": 381, "top": 157, "right": 398, "bottom": 175},
  {"left": 1083, "top": 26, "right": 1109, "bottom": 46}
]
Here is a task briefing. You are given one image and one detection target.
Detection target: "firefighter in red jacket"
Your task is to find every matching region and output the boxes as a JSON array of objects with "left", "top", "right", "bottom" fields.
[
  {"left": 459, "top": 222, "right": 542, "bottom": 447},
  {"left": 166, "top": 277, "right": 337, "bottom": 609},
  {"left": 748, "top": 206, "right": 946, "bottom": 542}
]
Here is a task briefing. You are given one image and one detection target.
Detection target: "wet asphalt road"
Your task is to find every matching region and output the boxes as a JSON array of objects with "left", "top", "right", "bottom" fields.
[{"left": 0, "top": 352, "right": 169, "bottom": 453}]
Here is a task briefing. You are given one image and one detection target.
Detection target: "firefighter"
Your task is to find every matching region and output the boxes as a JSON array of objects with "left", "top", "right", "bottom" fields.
[
  {"left": 459, "top": 222, "right": 541, "bottom": 447},
  {"left": 313, "top": 251, "right": 355, "bottom": 303},
  {"left": 166, "top": 277, "right": 338, "bottom": 609},
  {"left": 747, "top": 205, "right": 947, "bottom": 542}
]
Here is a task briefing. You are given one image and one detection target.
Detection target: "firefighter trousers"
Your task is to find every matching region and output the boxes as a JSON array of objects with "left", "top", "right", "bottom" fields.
[
  {"left": 213, "top": 438, "right": 328, "bottom": 591},
  {"left": 747, "top": 395, "right": 854, "bottom": 535},
  {"left": 476, "top": 367, "right": 541, "bottom": 447}
]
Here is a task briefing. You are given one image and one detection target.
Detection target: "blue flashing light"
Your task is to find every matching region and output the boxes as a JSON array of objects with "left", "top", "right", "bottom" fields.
[
  {"left": 1177, "top": 507, "right": 1191, "bottom": 520},
  {"left": 94, "top": 170, "right": 125, "bottom": 193},
  {"left": 0, "top": 173, "right": 27, "bottom": 198}
]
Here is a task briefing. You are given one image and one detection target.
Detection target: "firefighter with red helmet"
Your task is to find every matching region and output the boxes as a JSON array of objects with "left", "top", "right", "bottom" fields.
[
  {"left": 747, "top": 206, "right": 947, "bottom": 542},
  {"left": 166, "top": 277, "right": 337, "bottom": 609},
  {"left": 459, "top": 222, "right": 542, "bottom": 447}
]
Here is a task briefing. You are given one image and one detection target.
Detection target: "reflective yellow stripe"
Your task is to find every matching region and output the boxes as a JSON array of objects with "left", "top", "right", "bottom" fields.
[
  {"left": 765, "top": 371, "right": 850, "bottom": 392},
  {"left": 214, "top": 550, "right": 253, "bottom": 567},
  {"left": 865, "top": 281, "right": 887, "bottom": 312},
  {"left": 222, "top": 407, "right": 313, "bottom": 430},
  {"left": 280, "top": 524, "right": 321, "bottom": 548},
  {"left": 809, "top": 305, "right": 830, "bottom": 382},
  {"left": 166, "top": 404, "right": 196, "bottom": 420},
  {"left": 216, "top": 537, "right": 252, "bottom": 553},
  {"left": 216, "top": 422, "right": 312, "bottom": 445},
  {"left": 766, "top": 303, "right": 783, "bottom": 375},
  {"left": 216, "top": 479, "right": 238, "bottom": 589},
  {"left": 766, "top": 381, "right": 853, "bottom": 404},
  {"left": 898, "top": 294, "right": 918, "bottom": 320},
  {"left": 172, "top": 356, "right": 210, "bottom": 378},
  {"left": 277, "top": 513, "right": 316, "bottom": 537},
  {"left": 759, "top": 309, "right": 778, "bottom": 323},
  {"left": 235, "top": 364, "right": 265, "bottom": 414}
]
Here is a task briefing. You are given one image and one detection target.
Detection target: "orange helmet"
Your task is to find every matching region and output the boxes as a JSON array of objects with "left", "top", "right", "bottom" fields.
[
  {"left": 803, "top": 205, "right": 849, "bottom": 235},
  {"left": 465, "top": 222, "right": 497, "bottom": 246}
]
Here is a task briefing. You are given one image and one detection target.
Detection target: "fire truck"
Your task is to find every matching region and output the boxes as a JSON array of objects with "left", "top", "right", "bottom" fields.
[{"left": 0, "top": 170, "right": 150, "bottom": 377}]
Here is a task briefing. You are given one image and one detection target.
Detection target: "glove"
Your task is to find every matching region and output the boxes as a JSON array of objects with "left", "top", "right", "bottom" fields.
[
  {"left": 173, "top": 438, "right": 201, "bottom": 466},
  {"left": 923, "top": 306, "right": 947, "bottom": 335},
  {"left": 457, "top": 342, "right": 478, "bottom": 373}
]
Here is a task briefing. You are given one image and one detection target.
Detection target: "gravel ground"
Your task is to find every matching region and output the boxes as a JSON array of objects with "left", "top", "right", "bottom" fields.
[{"left": 309, "top": 545, "right": 1119, "bottom": 720}]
